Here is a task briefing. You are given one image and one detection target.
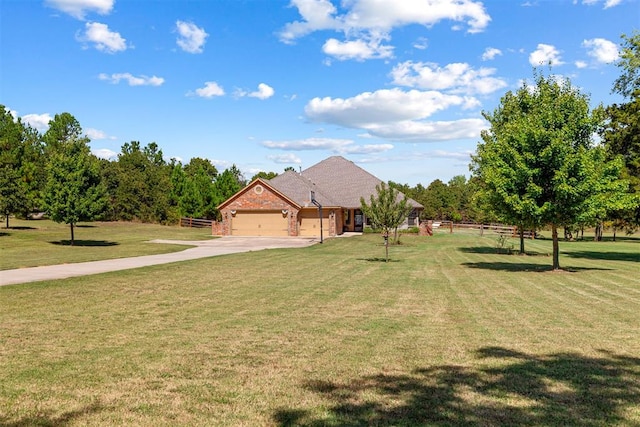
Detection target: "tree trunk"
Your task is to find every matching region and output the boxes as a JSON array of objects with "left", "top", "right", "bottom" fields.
[
  {"left": 70, "top": 223, "right": 75, "bottom": 246},
  {"left": 519, "top": 227, "right": 525, "bottom": 255},
  {"left": 613, "top": 227, "right": 617, "bottom": 242},
  {"left": 552, "top": 224, "right": 560, "bottom": 270},
  {"left": 5, "top": 214, "right": 8, "bottom": 229}
]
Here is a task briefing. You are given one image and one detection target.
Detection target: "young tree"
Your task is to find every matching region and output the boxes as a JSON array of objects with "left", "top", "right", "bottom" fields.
[
  {"left": 472, "top": 71, "right": 629, "bottom": 270},
  {"left": 44, "top": 138, "right": 106, "bottom": 245},
  {"left": 360, "top": 182, "right": 412, "bottom": 262}
]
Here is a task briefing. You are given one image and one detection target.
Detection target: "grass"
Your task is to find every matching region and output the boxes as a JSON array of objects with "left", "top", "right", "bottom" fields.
[
  {"left": 0, "top": 219, "right": 214, "bottom": 270},
  {"left": 1, "top": 232, "right": 639, "bottom": 426}
]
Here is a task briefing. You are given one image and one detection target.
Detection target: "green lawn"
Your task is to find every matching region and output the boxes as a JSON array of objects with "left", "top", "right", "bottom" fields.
[
  {"left": 0, "top": 219, "right": 214, "bottom": 270},
  {"left": 1, "top": 233, "right": 639, "bottom": 426}
]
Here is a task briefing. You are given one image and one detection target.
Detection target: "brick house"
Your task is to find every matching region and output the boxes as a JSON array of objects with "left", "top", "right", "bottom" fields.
[{"left": 216, "top": 156, "right": 423, "bottom": 237}]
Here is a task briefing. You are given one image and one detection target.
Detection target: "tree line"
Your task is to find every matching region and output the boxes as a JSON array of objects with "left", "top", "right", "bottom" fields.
[
  {"left": 0, "top": 109, "right": 250, "bottom": 243},
  {"left": 2, "top": 34, "right": 638, "bottom": 253}
]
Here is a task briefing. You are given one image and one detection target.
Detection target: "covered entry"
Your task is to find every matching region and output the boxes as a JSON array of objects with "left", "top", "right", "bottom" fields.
[
  {"left": 231, "top": 211, "right": 288, "bottom": 236},
  {"left": 298, "top": 209, "right": 331, "bottom": 237}
]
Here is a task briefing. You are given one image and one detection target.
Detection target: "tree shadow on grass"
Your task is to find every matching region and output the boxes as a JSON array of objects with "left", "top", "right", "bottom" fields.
[
  {"left": 274, "top": 347, "right": 640, "bottom": 426},
  {"left": 461, "top": 262, "right": 610, "bottom": 273},
  {"left": 0, "top": 232, "right": 9, "bottom": 237},
  {"left": 564, "top": 251, "right": 640, "bottom": 263},
  {"left": 0, "top": 401, "right": 104, "bottom": 426},
  {"left": 357, "top": 258, "right": 402, "bottom": 263},
  {"left": 459, "top": 247, "right": 550, "bottom": 256},
  {"left": 2, "top": 226, "right": 37, "bottom": 230},
  {"left": 49, "top": 240, "right": 119, "bottom": 247}
]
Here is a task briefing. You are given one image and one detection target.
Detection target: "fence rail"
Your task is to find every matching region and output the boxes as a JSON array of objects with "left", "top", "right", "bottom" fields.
[
  {"left": 180, "top": 217, "right": 214, "bottom": 228},
  {"left": 427, "top": 221, "right": 535, "bottom": 238}
]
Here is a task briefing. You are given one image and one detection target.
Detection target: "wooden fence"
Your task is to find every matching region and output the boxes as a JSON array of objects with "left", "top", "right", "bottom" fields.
[
  {"left": 426, "top": 221, "right": 535, "bottom": 238},
  {"left": 180, "top": 217, "right": 214, "bottom": 228}
]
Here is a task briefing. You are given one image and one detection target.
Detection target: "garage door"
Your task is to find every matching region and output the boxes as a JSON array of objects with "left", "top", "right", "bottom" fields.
[
  {"left": 298, "top": 211, "right": 330, "bottom": 237},
  {"left": 231, "top": 211, "right": 288, "bottom": 236}
]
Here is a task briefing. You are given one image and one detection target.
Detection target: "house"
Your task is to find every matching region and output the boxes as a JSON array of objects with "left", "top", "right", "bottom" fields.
[{"left": 216, "top": 156, "right": 423, "bottom": 237}]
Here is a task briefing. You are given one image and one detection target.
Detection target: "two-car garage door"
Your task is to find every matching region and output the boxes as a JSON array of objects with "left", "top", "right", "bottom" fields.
[{"left": 231, "top": 211, "right": 288, "bottom": 236}]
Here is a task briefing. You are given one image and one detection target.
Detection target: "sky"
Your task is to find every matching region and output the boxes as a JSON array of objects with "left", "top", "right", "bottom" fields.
[{"left": 1, "top": 0, "right": 638, "bottom": 186}]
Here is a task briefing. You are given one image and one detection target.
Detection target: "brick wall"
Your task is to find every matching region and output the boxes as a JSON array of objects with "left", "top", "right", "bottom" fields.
[{"left": 219, "top": 181, "right": 300, "bottom": 236}]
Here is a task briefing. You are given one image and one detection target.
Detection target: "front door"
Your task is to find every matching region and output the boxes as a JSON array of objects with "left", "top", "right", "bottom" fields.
[{"left": 354, "top": 209, "right": 363, "bottom": 232}]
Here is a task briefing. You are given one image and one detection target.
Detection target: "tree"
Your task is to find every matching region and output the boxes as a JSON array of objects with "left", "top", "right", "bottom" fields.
[
  {"left": 103, "top": 141, "right": 174, "bottom": 223},
  {"left": 601, "top": 32, "right": 640, "bottom": 233},
  {"left": 251, "top": 171, "right": 279, "bottom": 181},
  {"left": 0, "top": 106, "right": 45, "bottom": 227},
  {"left": 612, "top": 31, "right": 640, "bottom": 99},
  {"left": 471, "top": 71, "right": 629, "bottom": 269},
  {"left": 212, "top": 165, "right": 245, "bottom": 209},
  {"left": 44, "top": 137, "right": 106, "bottom": 245},
  {"left": 42, "top": 112, "right": 83, "bottom": 154},
  {"left": 184, "top": 157, "right": 218, "bottom": 181},
  {"left": 360, "top": 182, "right": 412, "bottom": 262}
]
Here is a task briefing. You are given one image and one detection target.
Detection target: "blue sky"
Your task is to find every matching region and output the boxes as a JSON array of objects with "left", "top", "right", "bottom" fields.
[{"left": 1, "top": 0, "right": 638, "bottom": 185}]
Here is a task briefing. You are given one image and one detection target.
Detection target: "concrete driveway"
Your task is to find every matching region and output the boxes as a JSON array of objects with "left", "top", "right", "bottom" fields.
[{"left": 0, "top": 236, "right": 318, "bottom": 287}]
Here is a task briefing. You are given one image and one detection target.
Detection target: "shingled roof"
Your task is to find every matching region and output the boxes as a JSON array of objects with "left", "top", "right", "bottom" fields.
[
  {"left": 269, "top": 170, "right": 339, "bottom": 207},
  {"left": 270, "top": 156, "right": 422, "bottom": 209}
]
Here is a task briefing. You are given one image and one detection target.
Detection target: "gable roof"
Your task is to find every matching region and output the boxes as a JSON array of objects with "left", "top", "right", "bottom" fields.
[
  {"left": 269, "top": 170, "right": 340, "bottom": 207},
  {"left": 217, "top": 178, "right": 301, "bottom": 210},
  {"left": 295, "top": 156, "right": 423, "bottom": 209}
]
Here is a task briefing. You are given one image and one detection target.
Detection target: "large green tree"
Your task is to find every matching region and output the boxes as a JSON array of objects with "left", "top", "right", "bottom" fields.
[
  {"left": 43, "top": 117, "right": 106, "bottom": 244},
  {"left": 0, "top": 106, "right": 45, "bottom": 227},
  {"left": 360, "top": 182, "right": 413, "bottom": 262},
  {"left": 601, "top": 32, "right": 640, "bottom": 232},
  {"left": 472, "top": 72, "right": 629, "bottom": 269},
  {"left": 103, "top": 141, "right": 175, "bottom": 223}
]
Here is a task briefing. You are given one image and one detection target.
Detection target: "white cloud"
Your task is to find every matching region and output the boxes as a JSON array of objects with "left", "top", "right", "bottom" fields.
[
  {"left": 529, "top": 43, "right": 564, "bottom": 66},
  {"left": 280, "top": 0, "right": 491, "bottom": 43},
  {"left": 481, "top": 47, "right": 502, "bottom": 61},
  {"left": 267, "top": 154, "right": 303, "bottom": 164},
  {"left": 98, "top": 73, "right": 165, "bottom": 86},
  {"left": 430, "top": 149, "right": 475, "bottom": 160},
  {"left": 189, "top": 81, "right": 225, "bottom": 98},
  {"left": 79, "top": 22, "right": 127, "bottom": 53},
  {"left": 235, "top": 83, "right": 275, "bottom": 99},
  {"left": 413, "top": 37, "right": 428, "bottom": 50},
  {"left": 21, "top": 113, "right": 52, "bottom": 131},
  {"left": 391, "top": 61, "right": 507, "bottom": 95},
  {"left": 279, "top": 0, "right": 490, "bottom": 62},
  {"left": 262, "top": 137, "right": 393, "bottom": 155},
  {"left": 365, "top": 118, "right": 486, "bottom": 141},
  {"left": 45, "top": 0, "right": 114, "bottom": 20},
  {"left": 575, "top": 60, "right": 588, "bottom": 69},
  {"left": 85, "top": 128, "right": 115, "bottom": 140},
  {"left": 340, "top": 143, "right": 394, "bottom": 154},
  {"left": 304, "top": 88, "right": 486, "bottom": 142},
  {"left": 92, "top": 148, "right": 117, "bottom": 159},
  {"left": 322, "top": 35, "right": 393, "bottom": 60},
  {"left": 176, "top": 20, "right": 208, "bottom": 54},
  {"left": 249, "top": 83, "right": 275, "bottom": 100},
  {"left": 577, "top": 0, "right": 622, "bottom": 8},
  {"left": 583, "top": 38, "right": 619, "bottom": 64},
  {"left": 262, "top": 138, "right": 354, "bottom": 151},
  {"left": 306, "top": 88, "right": 479, "bottom": 129}
]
